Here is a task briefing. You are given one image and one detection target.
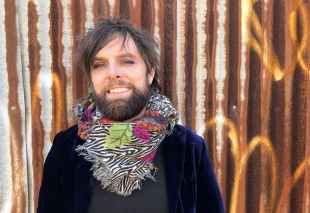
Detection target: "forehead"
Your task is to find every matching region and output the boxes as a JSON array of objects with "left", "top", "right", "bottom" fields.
[{"left": 96, "top": 34, "right": 141, "bottom": 57}]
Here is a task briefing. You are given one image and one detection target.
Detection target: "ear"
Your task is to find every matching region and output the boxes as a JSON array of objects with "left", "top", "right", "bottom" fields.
[{"left": 147, "top": 68, "right": 155, "bottom": 85}]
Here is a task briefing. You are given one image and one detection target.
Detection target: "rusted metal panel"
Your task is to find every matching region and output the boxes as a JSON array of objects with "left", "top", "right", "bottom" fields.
[{"left": 0, "top": 1, "right": 309, "bottom": 213}]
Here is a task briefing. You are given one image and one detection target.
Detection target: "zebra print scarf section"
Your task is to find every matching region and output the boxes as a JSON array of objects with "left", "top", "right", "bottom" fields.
[{"left": 75, "top": 92, "right": 178, "bottom": 196}]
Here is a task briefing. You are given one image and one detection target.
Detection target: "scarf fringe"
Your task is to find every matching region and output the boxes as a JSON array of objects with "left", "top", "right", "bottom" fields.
[{"left": 76, "top": 145, "right": 157, "bottom": 196}]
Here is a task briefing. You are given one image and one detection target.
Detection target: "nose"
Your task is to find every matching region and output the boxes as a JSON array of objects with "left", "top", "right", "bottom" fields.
[{"left": 106, "top": 63, "right": 121, "bottom": 78}]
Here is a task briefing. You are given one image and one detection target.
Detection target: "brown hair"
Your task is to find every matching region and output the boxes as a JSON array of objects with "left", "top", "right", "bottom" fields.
[{"left": 75, "top": 17, "right": 160, "bottom": 91}]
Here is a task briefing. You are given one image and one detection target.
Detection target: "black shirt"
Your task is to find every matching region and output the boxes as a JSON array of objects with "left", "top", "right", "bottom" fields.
[{"left": 88, "top": 147, "right": 169, "bottom": 213}]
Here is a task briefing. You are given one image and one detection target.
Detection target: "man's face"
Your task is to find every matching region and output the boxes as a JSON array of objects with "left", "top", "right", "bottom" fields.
[{"left": 90, "top": 35, "right": 155, "bottom": 121}]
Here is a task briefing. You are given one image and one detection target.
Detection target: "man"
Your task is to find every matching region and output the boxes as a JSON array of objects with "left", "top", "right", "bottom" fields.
[{"left": 37, "top": 17, "right": 224, "bottom": 213}]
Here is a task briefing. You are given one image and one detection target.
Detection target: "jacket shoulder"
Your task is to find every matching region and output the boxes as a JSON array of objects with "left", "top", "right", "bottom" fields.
[
  {"left": 170, "top": 124, "right": 206, "bottom": 147},
  {"left": 55, "top": 125, "right": 78, "bottom": 140},
  {"left": 49, "top": 125, "right": 79, "bottom": 157},
  {"left": 53, "top": 125, "right": 78, "bottom": 144}
]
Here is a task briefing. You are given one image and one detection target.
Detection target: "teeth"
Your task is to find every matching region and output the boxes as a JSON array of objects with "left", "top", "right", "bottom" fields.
[{"left": 109, "top": 88, "right": 129, "bottom": 93}]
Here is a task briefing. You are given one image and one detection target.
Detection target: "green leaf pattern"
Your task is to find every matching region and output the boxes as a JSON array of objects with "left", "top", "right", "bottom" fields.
[{"left": 105, "top": 123, "right": 133, "bottom": 148}]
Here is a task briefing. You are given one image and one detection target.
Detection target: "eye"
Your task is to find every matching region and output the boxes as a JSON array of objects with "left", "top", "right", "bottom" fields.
[
  {"left": 92, "top": 62, "right": 106, "bottom": 69},
  {"left": 121, "top": 60, "right": 135, "bottom": 65}
]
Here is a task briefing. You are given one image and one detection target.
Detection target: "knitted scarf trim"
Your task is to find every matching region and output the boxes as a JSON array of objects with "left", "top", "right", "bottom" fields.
[{"left": 74, "top": 92, "right": 178, "bottom": 196}]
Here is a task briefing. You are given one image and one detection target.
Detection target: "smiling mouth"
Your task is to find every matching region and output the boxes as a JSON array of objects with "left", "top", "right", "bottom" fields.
[{"left": 108, "top": 87, "right": 130, "bottom": 94}]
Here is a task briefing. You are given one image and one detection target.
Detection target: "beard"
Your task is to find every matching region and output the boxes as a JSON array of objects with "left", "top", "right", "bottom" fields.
[{"left": 92, "top": 80, "right": 151, "bottom": 121}]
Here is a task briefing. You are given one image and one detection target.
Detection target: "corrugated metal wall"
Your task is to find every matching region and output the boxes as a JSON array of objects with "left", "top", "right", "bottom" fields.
[{"left": 0, "top": 0, "right": 309, "bottom": 213}]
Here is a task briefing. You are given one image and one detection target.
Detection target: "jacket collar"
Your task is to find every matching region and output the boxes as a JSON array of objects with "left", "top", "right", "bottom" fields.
[{"left": 73, "top": 135, "right": 93, "bottom": 213}]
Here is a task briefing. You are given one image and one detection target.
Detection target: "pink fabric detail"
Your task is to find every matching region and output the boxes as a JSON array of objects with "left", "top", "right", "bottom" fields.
[
  {"left": 142, "top": 151, "right": 156, "bottom": 162},
  {"left": 133, "top": 126, "right": 150, "bottom": 143}
]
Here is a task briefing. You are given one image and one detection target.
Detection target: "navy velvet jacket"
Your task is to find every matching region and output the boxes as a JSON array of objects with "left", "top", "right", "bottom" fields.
[{"left": 37, "top": 124, "right": 224, "bottom": 213}]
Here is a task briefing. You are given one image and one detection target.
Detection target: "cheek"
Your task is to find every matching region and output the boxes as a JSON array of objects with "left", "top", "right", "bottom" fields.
[
  {"left": 130, "top": 65, "right": 151, "bottom": 85},
  {"left": 130, "top": 74, "right": 149, "bottom": 89},
  {"left": 91, "top": 74, "right": 106, "bottom": 92}
]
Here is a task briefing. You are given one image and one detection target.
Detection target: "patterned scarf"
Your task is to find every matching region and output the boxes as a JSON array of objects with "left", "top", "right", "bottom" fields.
[{"left": 75, "top": 91, "right": 178, "bottom": 196}]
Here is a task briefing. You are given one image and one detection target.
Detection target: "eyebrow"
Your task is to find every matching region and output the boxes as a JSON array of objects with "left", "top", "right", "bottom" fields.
[
  {"left": 117, "top": 53, "right": 137, "bottom": 58},
  {"left": 94, "top": 53, "right": 137, "bottom": 61}
]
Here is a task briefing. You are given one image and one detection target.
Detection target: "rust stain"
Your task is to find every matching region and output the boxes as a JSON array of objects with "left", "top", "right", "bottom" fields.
[
  {"left": 258, "top": 0, "right": 274, "bottom": 212},
  {"left": 141, "top": 0, "right": 155, "bottom": 34},
  {"left": 216, "top": 0, "right": 231, "bottom": 208},
  {"left": 130, "top": 0, "right": 141, "bottom": 26},
  {"left": 5, "top": 0, "right": 26, "bottom": 212},
  {"left": 184, "top": 0, "right": 197, "bottom": 129},
  {"left": 28, "top": 1, "right": 44, "bottom": 211},
  {"left": 303, "top": 67, "right": 310, "bottom": 212},
  {"left": 49, "top": 0, "right": 68, "bottom": 137},
  {"left": 302, "top": 2, "right": 310, "bottom": 200},
  {"left": 236, "top": 0, "right": 251, "bottom": 210},
  {"left": 290, "top": 68, "right": 308, "bottom": 213},
  {"left": 204, "top": 2, "right": 218, "bottom": 195},
  {"left": 158, "top": 0, "right": 164, "bottom": 94},
  {"left": 71, "top": 0, "right": 88, "bottom": 104},
  {"left": 119, "top": 0, "right": 131, "bottom": 20},
  {"left": 226, "top": 0, "right": 242, "bottom": 206},
  {"left": 158, "top": 0, "right": 177, "bottom": 105},
  {"left": 93, "top": 0, "right": 110, "bottom": 20},
  {"left": 113, "top": 0, "right": 120, "bottom": 17},
  {"left": 204, "top": 0, "right": 217, "bottom": 162}
]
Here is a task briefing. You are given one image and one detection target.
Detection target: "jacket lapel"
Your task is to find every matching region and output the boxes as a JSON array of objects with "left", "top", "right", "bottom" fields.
[
  {"left": 72, "top": 136, "right": 93, "bottom": 213},
  {"left": 162, "top": 127, "right": 186, "bottom": 213}
]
